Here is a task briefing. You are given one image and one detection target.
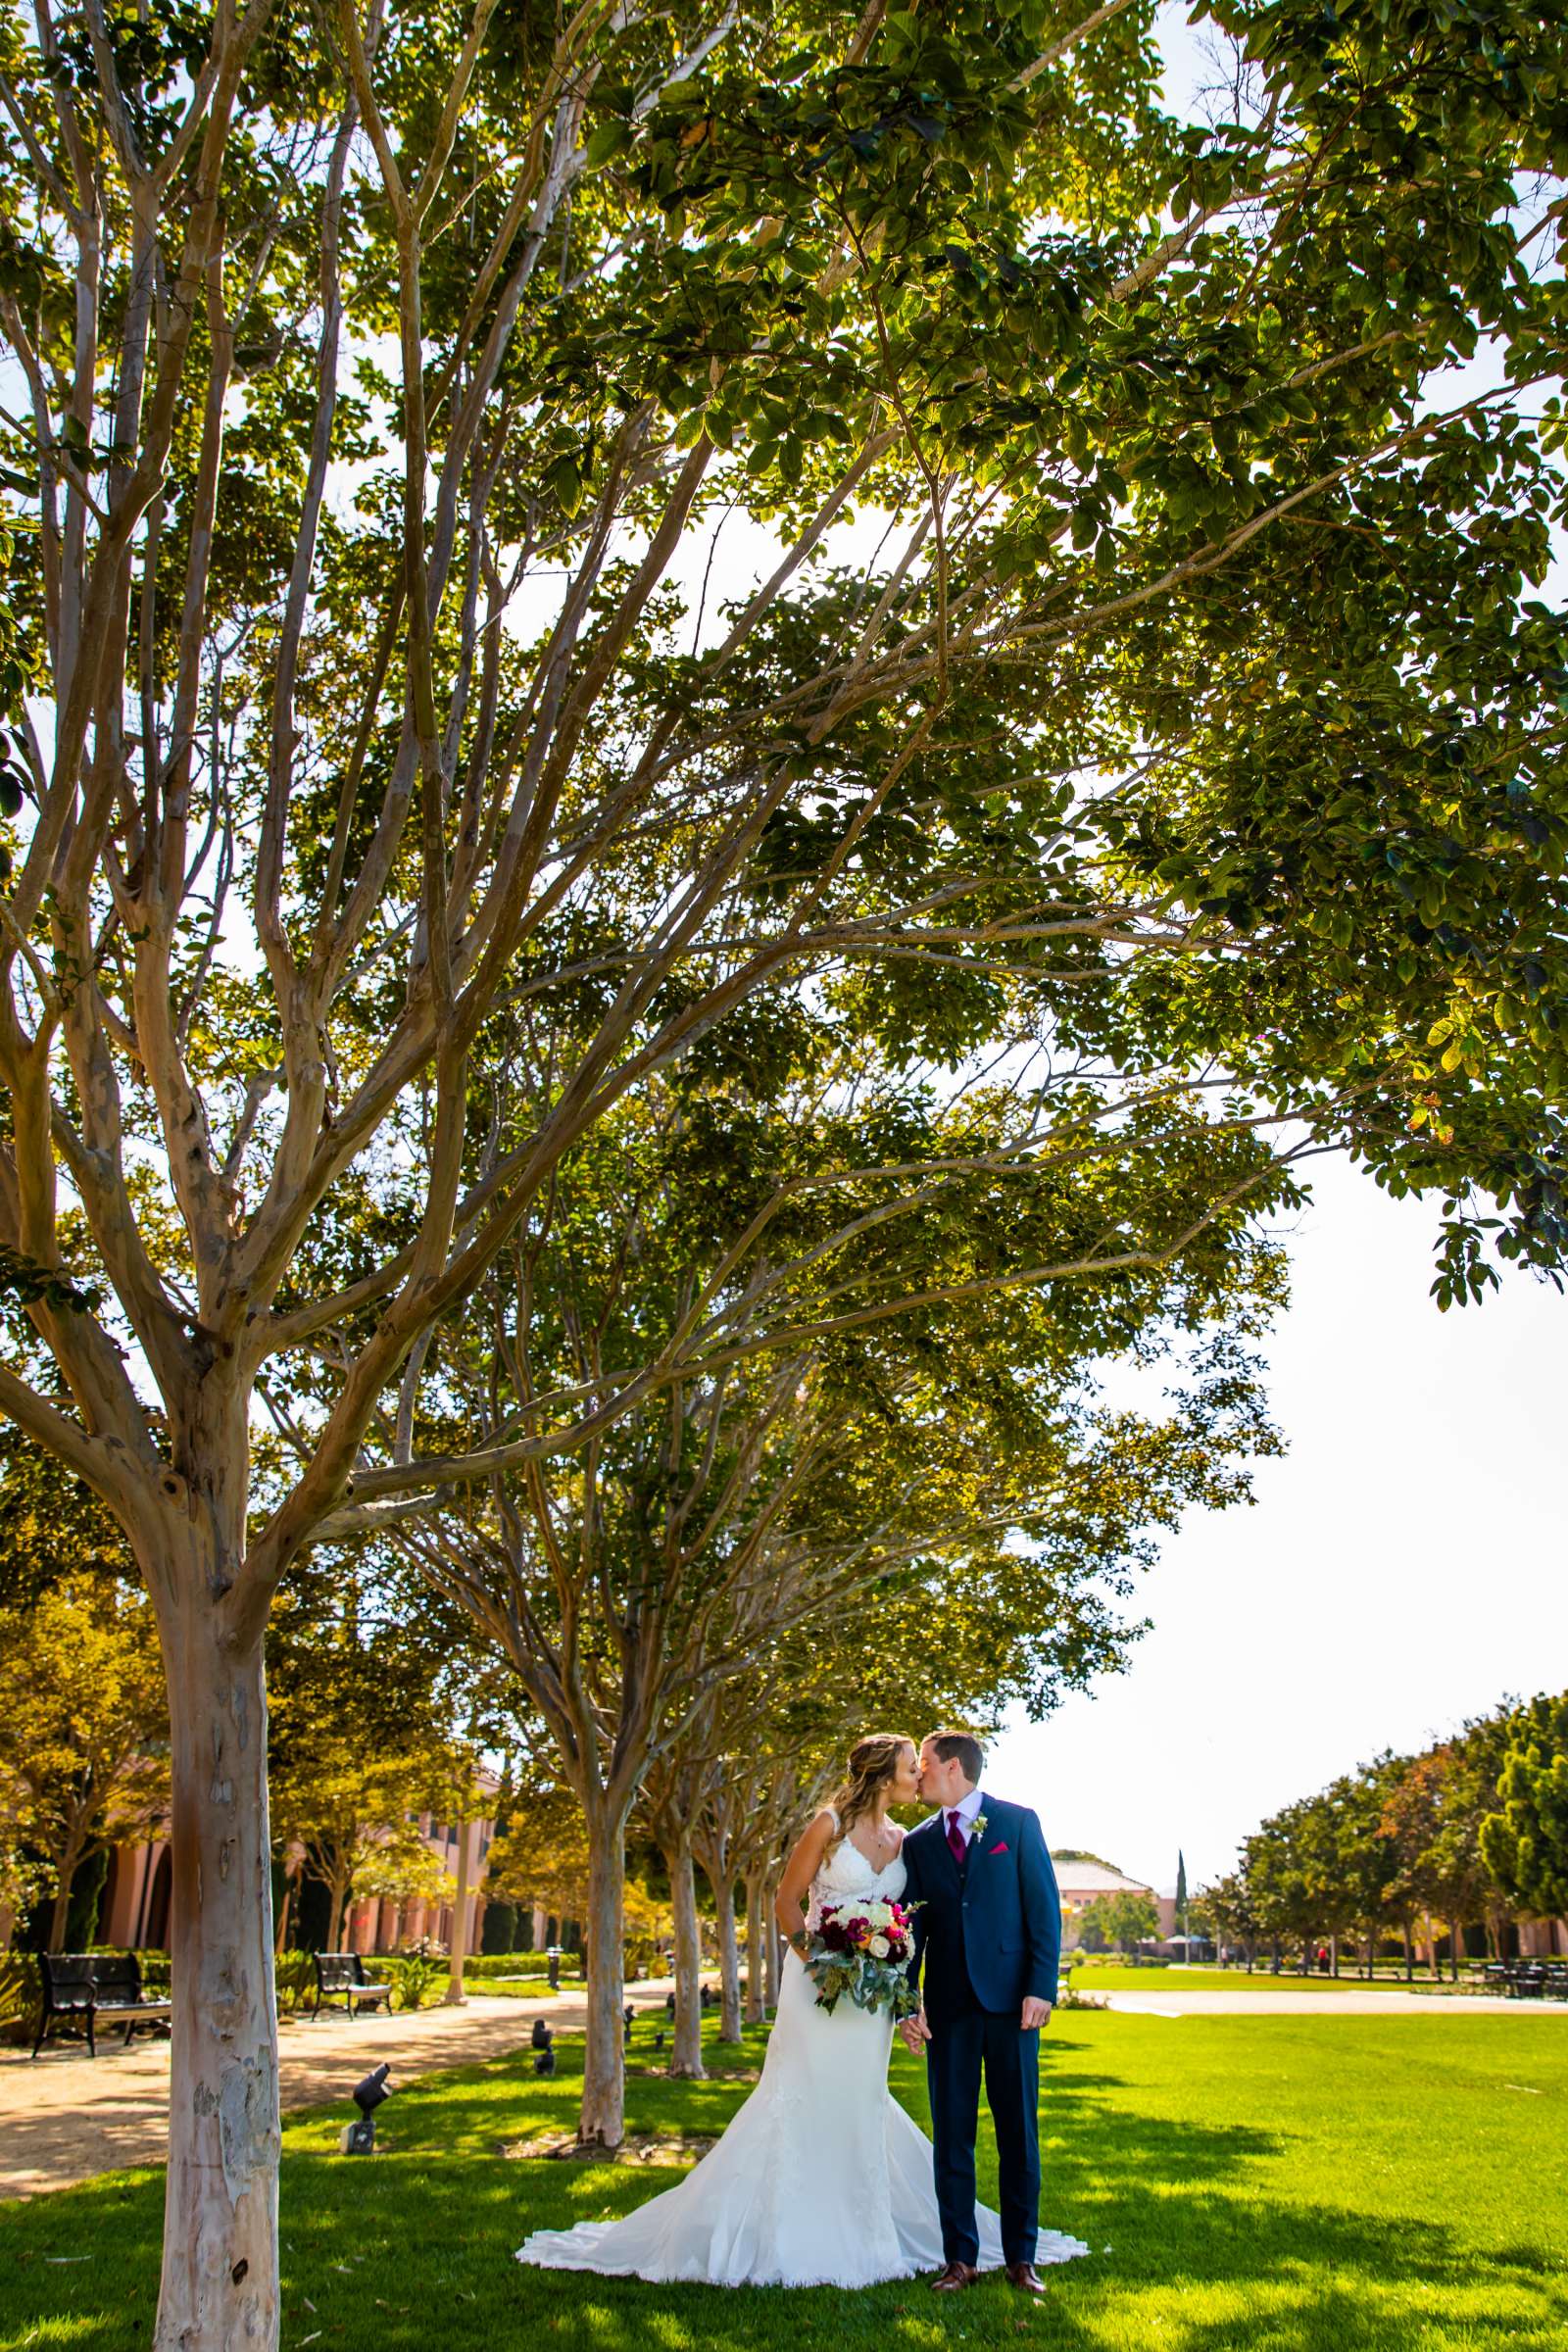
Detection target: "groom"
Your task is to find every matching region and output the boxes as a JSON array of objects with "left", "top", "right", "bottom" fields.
[{"left": 899, "top": 1729, "right": 1061, "bottom": 2297}]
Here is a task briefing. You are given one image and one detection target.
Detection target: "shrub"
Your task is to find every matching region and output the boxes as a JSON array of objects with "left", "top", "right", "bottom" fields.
[
  {"left": 391, "top": 1943, "right": 448, "bottom": 2011},
  {"left": 274, "top": 1950, "right": 315, "bottom": 2017},
  {"left": 0, "top": 1952, "right": 38, "bottom": 2033}
]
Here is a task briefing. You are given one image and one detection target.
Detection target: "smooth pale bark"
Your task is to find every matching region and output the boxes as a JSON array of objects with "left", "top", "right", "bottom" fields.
[
  {"left": 694, "top": 1831, "right": 742, "bottom": 2041},
  {"left": 744, "top": 1873, "right": 765, "bottom": 2022},
  {"left": 712, "top": 1872, "right": 742, "bottom": 2041},
  {"left": 764, "top": 1881, "right": 781, "bottom": 2009},
  {"left": 578, "top": 1806, "right": 629, "bottom": 2146},
  {"left": 155, "top": 1591, "right": 280, "bottom": 2352},
  {"left": 444, "top": 1820, "right": 472, "bottom": 2003},
  {"left": 664, "top": 1835, "right": 706, "bottom": 2078}
]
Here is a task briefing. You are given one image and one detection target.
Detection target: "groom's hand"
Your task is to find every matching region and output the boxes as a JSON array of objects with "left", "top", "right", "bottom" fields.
[
  {"left": 899, "top": 2009, "right": 931, "bottom": 2054},
  {"left": 1020, "top": 1996, "right": 1053, "bottom": 2033}
]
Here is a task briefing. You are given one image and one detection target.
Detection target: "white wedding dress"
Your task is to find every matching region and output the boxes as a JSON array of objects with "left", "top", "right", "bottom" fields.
[{"left": 515, "top": 1827, "right": 1089, "bottom": 2288}]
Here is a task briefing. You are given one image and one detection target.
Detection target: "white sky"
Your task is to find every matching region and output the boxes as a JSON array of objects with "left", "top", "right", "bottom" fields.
[{"left": 988, "top": 1151, "right": 1568, "bottom": 1891}]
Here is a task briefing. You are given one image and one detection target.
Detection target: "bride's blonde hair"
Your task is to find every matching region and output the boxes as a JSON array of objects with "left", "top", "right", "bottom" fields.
[{"left": 826, "top": 1733, "right": 912, "bottom": 1853}]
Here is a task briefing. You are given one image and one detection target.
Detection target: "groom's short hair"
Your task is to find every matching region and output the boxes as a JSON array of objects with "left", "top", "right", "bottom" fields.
[{"left": 929, "top": 1729, "right": 984, "bottom": 1784}]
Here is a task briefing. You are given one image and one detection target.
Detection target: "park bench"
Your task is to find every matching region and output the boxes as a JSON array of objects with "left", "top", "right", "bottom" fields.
[
  {"left": 31, "top": 1952, "right": 172, "bottom": 2059},
  {"left": 311, "top": 1951, "right": 394, "bottom": 2020},
  {"left": 1483, "top": 1959, "right": 1568, "bottom": 2000}
]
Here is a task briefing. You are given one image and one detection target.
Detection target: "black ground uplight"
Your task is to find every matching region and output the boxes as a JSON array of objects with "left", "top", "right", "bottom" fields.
[{"left": 338, "top": 2062, "right": 392, "bottom": 2155}]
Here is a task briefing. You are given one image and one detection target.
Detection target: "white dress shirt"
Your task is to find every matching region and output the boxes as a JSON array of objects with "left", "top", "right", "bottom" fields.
[{"left": 945, "top": 1786, "right": 985, "bottom": 1843}]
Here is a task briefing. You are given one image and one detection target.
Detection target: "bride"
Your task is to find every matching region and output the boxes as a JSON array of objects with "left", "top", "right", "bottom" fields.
[{"left": 516, "top": 1732, "right": 1088, "bottom": 2288}]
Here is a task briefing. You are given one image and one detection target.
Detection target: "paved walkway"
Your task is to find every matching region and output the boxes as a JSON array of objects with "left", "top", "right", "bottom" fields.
[
  {"left": 0, "top": 1980, "right": 678, "bottom": 2200},
  {"left": 1102, "top": 1985, "right": 1568, "bottom": 2017}
]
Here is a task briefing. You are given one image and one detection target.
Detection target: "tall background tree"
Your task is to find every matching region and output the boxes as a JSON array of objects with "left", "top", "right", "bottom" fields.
[
  {"left": 0, "top": 1572, "right": 169, "bottom": 1952},
  {"left": 1483, "top": 1695, "right": 1568, "bottom": 1946}
]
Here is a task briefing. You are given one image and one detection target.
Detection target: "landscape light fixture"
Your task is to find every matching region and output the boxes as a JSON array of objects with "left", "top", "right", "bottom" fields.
[
  {"left": 338, "top": 2062, "right": 392, "bottom": 2155},
  {"left": 531, "top": 2020, "right": 556, "bottom": 2077}
]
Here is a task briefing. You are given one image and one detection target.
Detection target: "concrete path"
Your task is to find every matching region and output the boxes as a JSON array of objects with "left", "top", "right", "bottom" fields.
[
  {"left": 1102, "top": 1985, "right": 1568, "bottom": 2017},
  {"left": 0, "top": 1980, "right": 679, "bottom": 2201}
]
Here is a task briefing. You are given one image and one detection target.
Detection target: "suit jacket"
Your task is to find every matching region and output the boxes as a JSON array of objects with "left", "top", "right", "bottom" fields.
[{"left": 902, "top": 1792, "right": 1061, "bottom": 2019}]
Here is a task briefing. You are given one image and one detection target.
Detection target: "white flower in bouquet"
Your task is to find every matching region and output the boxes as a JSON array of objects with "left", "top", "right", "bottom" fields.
[{"left": 868, "top": 1934, "right": 891, "bottom": 1958}]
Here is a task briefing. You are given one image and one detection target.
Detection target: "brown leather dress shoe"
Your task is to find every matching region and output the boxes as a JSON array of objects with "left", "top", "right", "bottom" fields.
[
  {"left": 930, "top": 2261, "right": 980, "bottom": 2291},
  {"left": 1006, "top": 2262, "right": 1047, "bottom": 2294}
]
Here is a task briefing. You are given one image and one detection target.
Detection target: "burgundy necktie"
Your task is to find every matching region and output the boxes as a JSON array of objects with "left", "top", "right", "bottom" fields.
[{"left": 946, "top": 1809, "right": 967, "bottom": 1868}]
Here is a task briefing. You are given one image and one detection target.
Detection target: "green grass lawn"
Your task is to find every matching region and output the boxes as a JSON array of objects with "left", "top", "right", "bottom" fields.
[{"left": 2, "top": 2007, "right": 1564, "bottom": 2352}]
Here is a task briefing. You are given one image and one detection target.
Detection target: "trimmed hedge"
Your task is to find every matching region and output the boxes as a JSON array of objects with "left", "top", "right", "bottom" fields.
[{"left": 462, "top": 1950, "right": 554, "bottom": 1980}]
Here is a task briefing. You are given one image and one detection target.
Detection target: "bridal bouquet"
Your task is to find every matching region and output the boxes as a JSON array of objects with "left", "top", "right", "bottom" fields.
[{"left": 804, "top": 1897, "right": 922, "bottom": 2019}]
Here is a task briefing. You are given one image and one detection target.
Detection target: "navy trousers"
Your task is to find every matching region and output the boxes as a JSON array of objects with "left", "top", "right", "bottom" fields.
[{"left": 926, "top": 2006, "right": 1041, "bottom": 2267}]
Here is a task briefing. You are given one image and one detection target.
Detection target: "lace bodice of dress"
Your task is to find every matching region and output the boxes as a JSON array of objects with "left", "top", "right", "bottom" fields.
[{"left": 808, "top": 1816, "right": 906, "bottom": 1925}]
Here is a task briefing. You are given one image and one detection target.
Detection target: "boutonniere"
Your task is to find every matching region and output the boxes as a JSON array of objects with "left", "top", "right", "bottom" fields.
[{"left": 972, "top": 1813, "right": 988, "bottom": 1841}]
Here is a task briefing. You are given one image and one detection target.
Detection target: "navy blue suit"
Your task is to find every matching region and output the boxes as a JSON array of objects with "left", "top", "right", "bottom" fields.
[{"left": 901, "top": 1792, "right": 1061, "bottom": 2269}]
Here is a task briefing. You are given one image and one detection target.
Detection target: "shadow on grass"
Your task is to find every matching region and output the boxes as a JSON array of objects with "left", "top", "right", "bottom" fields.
[{"left": 1, "top": 2025, "right": 1563, "bottom": 2352}]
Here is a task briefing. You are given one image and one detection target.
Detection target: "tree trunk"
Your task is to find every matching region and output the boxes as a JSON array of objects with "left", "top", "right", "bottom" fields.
[
  {"left": 764, "top": 1882, "right": 781, "bottom": 2010},
  {"left": 744, "top": 1873, "right": 765, "bottom": 2023},
  {"left": 47, "top": 1871, "right": 75, "bottom": 1955},
  {"left": 273, "top": 1873, "right": 293, "bottom": 1957},
  {"left": 665, "top": 1834, "right": 706, "bottom": 2079},
  {"left": 1403, "top": 1922, "right": 1413, "bottom": 1982},
  {"left": 444, "top": 1818, "right": 471, "bottom": 2004},
  {"left": 155, "top": 1594, "right": 280, "bottom": 2352},
  {"left": 44, "top": 1820, "right": 92, "bottom": 1953},
  {"left": 1449, "top": 1918, "right": 1461, "bottom": 1983},
  {"left": 712, "top": 1871, "right": 742, "bottom": 2041},
  {"left": 577, "top": 1802, "right": 628, "bottom": 2148},
  {"left": 1330, "top": 1933, "right": 1339, "bottom": 1979},
  {"left": 325, "top": 1869, "right": 349, "bottom": 1955}
]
